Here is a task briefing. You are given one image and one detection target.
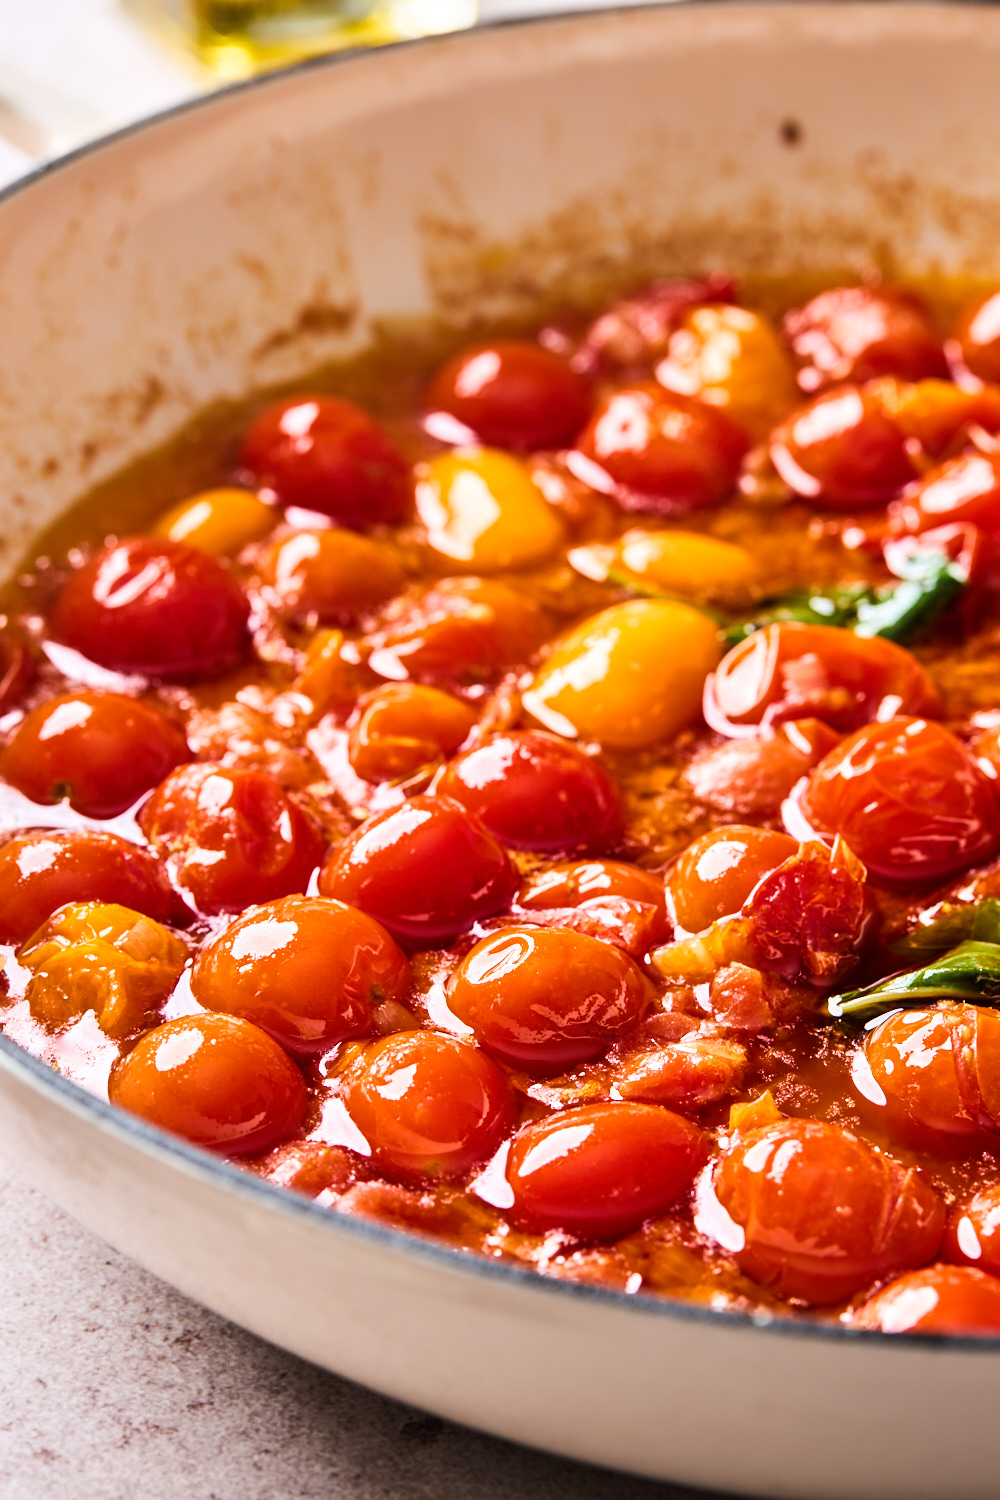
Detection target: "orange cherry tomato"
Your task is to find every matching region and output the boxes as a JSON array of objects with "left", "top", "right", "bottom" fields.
[
  {"left": 572, "top": 385, "right": 749, "bottom": 514},
  {"left": 437, "top": 731, "right": 623, "bottom": 857},
  {"left": 318, "top": 794, "right": 516, "bottom": 945},
  {"left": 518, "top": 858, "right": 668, "bottom": 940},
  {"left": 783, "top": 284, "right": 947, "bottom": 392},
  {"left": 681, "top": 719, "right": 842, "bottom": 817},
  {"left": 712, "top": 1118, "right": 944, "bottom": 1304},
  {"left": 347, "top": 683, "right": 477, "bottom": 784},
  {"left": 954, "top": 290, "right": 1000, "bottom": 385},
  {"left": 944, "top": 1185, "right": 1000, "bottom": 1276},
  {"left": 259, "top": 529, "right": 405, "bottom": 622},
  {"left": 704, "top": 623, "right": 940, "bottom": 738},
  {"left": 139, "top": 762, "right": 326, "bottom": 916},
  {"left": 859, "top": 1004, "right": 1000, "bottom": 1152},
  {"left": 576, "top": 274, "right": 737, "bottom": 375},
  {"left": 366, "top": 577, "right": 549, "bottom": 686},
  {"left": 340, "top": 1030, "right": 514, "bottom": 1186},
  {"left": 50, "top": 538, "right": 249, "bottom": 680},
  {"left": 447, "top": 925, "right": 649, "bottom": 1072},
  {"left": 238, "top": 395, "right": 409, "bottom": 528},
  {"left": 770, "top": 385, "right": 917, "bottom": 508},
  {"left": 796, "top": 718, "right": 998, "bottom": 886},
  {"left": 191, "top": 895, "right": 409, "bottom": 1054},
  {"left": 506, "top": 1101, "right": 707, "bottom": 1238},
  {"left": 1, "top": 692, "right": 189, "bottom": 819},
  {"left": 426, "top": 341, "right": 592, "bottom": 451},
  {"left": 110, "top": 1013, "right": 307, "bottom": 1156},
  {"left": 890, "top": 451, "right": 1000, "bottom": 537},
  {"left": 668, "top": 826, "right": 798, "bottom": 934},
  {"left": 855, "top": 1264, "right": 1000, "bottom": 1334},
  {"left": 0, "top": 830, "right": 174, "bottom": 946}
]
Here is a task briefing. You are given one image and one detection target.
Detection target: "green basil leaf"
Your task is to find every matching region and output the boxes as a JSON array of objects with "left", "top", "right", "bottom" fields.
[{"left": 827, "top": 938, "right": 1000, "bottom": 1023}]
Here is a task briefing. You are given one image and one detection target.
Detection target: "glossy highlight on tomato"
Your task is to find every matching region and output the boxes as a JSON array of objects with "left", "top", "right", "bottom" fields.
[
  {"left": 0, "top": 830, "right": 174, "bottom": 946},
  {"left": 783, "top": 284, "right": 947, "bottom": 392},
  {"left": 855, "top": 1264, "right": 1000, "bottom": 1335},
  {"left": 426, "top": 341, "right": 591, "bottom": 451},
  {"left": 668, "top": 825, "right": 798, "bottom": 934},
  {"left": 891, "top": 451, "right": 1000, "bottom": 537},
  {"left": 518, "top": 859, "right": 668, "bottom": 938},
  {"left": 109, "top": 1013, "right": 307, "bottom": 1156},
  {"left": 50, "top": 537, "right": 249, "bottom": 680},
  {"left": 770, "top": 384, "right": 917, "bottom": 508},
  {"left": 945, "top": 1184, "right": 1000, "bottom": 1276}
]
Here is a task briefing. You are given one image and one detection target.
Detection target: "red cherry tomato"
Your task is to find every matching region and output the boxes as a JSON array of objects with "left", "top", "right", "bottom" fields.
[
  {"left": 139, "top": 762, "right": 326, "bottom": 916},
  {"left": 668, "top": 826, "right": 798, "bottom": 934},
  {"left": 704, "top": 623, "right": 940, "bottom": 739},
  {"left": 945, "top": 1185, "right": 1000, "bottom": 1276},
  {"left": 954, "top": 290, "right": 1000, "bottom": 385},
  {"left": 340, "top": 1030, "right": 514, "bottom": 1186},
  {"left": 518, "top": 859, "right": 668, "bottom": 938},
  {"left": 109, "top": 1013, "right": 307, "bottom": 1156},
  {"left": 447, "top": 925, "right": 649, "bottom": 1072},
  {"left": 796, "top": 718, "right": 998, "bottom": 886},
  {"left": 682, "top": 719, "right": 842, "bottom": 816},
  {"left": 859, "top": 1004, "right": 1000, "bottom": 1152},
  {"left": 191, "top": 895, "right": 409, "bottom": 1054},
  {"left": 712, "top": 1118, "right": 944, "bottom": 1305},
  {"left": 436, "top": 731, "right": 623, "bottom": 857},
  {"left": 891, "top": 452, "right": 1000, "bottom": 537},
  {"left": 576, "top": 274, "right": 738, "bottom": 375},
  {"left": 572, "top": 385, "right": 749, "bottom": 514},
  {"left": 0, "top": 830, "right": 173, "bottom": 945},
  {"left": 50, "top": 538, "right": 249, "bottom": 680},
  {"left": 426, "top": 341, "right": 591, "bottom": 450},
  {"left": 506, "top": 1101, "right": 707, "bottom": 1239},
  {"left": 366, "top": 577, "right": 549, "bottom": 686},
  {"left": 855, "top": 1265, "right": 1000, "bottom": 1335},
  {"left": 783, "top": 284, "right": 947, "bottom": 392},
  {"left": 238, "top": 395, "right": 409, "bottom": 528},
  {"left": 318, "top": 794, "right": 516, "bottom": 944},
  {"left": 1, "top": 692, "right": 189, "bottom": 819},
  {"left": 770, "top": 385, "right": 917, "bottom": 508}
]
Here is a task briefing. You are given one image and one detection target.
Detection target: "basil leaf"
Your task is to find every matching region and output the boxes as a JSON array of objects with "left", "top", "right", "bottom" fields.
[
  {"left": 827, "top": 939, "right": 1000, "bottom": 1023},
  {"left": 890, "top": 898, "right": 1000, "bottom": 959}
]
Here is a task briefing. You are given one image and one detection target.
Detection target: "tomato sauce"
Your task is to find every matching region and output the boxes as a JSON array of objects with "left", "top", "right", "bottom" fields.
[{"left": 7, "top": 271, "right": 1000, "bottom": 1334}]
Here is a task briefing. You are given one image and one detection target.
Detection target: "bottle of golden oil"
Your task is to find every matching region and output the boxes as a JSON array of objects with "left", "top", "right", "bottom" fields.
[{"left": 126, "top": 0, "right": 479, "bottom": 79}]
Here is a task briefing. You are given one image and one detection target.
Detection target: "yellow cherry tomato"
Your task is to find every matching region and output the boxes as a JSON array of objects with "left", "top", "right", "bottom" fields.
[
  {"left": 658, "top": 305, "right": 799, "bottom": 441},
  {"left": 615, "top": 529, "right": 758, "bottom": 602},
  {"left": 522, "top": 598, "right": 721, "bottom": 750},
  {"left": 154, "top": 487, "right": 276, "bottom": 557},
  {"left": 415, "top": 448, "right": 565, "bottom": 572}
]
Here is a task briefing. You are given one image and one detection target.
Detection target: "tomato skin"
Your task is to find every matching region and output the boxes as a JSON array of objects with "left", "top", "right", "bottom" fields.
[
  {"left": 426, "top": 341, "right": 592, "bottom": 451},
  {"left": 446, "top": 925, "right": 649, "bottom": 1072},
  {"left": 238, "top": 395, "right": 409, "bottom": 528},
  {"left": 437, "top": 731, "right": 623, "bottom": 857},
  {"left": 859, "top": 1004, "right": 1000, "bottom": 1152},
  {"left": 890, "top": 452, "right": 1000, "bottom": 537},
  {"left": 191, "top": 895, "right": 409, "bottom": 1054},
  {"left": 954, "top": 291, "right": 1000, "bottom": 385},
  {"left": 518, "top": 859, "right": 668, "bottom": 936},
  {"left": 855, "top": 1265, "right": 1000, "bottom": 1335},
  {"left": 944, "top": 1185, "right": 1000, "bottom": 1276},
  {"left": 366, "top": 577, "right": 549, "bottom": 686},
  {"left": 506, "top": 1102, "right": 707, "bottom": 1238},
  {"left": 770, "top": 385, "right": 917, "bottom": 508},
  {"left": 340, "top": 1030, "right": 515, "bottom": 1186},
  {"left": 0, "top": 830, "right": 174, "bottom": 945},
  {"left": 139, "top": 762, "right": 326, "bottom": 916},
  {"left": 783, "top": 285, "right": 947, "bottom": 392},
  {"left": 50, "top": 538, "right": 249, "bottom": 680},
  {"left": 1, "top": 692, "right": 189, "bottom": 819},
  {"left": 573, "top": 385, "right": 749, "bottom": 514},
  {"left": 318, "top": 794, "right": 517, "bottom": 944},
  {"left": 712, "top": 1119, "right": 944, "bottom": 1305},
  {"left": 348, "top": 683, "right": 477, "bottom": 784},
  {"left": 109, "top": 1013, "right": 307, "bottom": 1156},
  {"left": 682, "top": 719, "right": 842, "bottom": 817},
  {"left": 704, "top": 623, "right": 940, "bottom": 739},
  {"left": 796, "top": 718, "right": 998, "bottom": 886},
  {"left": 668, "top": 826, "right": 798, "bottom": 934}
]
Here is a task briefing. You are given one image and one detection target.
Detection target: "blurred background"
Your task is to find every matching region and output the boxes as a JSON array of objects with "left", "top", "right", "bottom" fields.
[{"left": 0, "top": 0, "right": 657, "bottom": 188}]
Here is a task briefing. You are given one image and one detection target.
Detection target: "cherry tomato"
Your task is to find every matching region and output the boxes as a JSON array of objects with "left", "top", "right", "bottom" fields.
[
  {"left": 944, "top": 1185, "right": 1000, "bottom": 1276},
  {"left": 873, "top": 376, "right": 1000, "bottom": 459},
  {"left": 796, "top": 718, "right": 998, "bottom": 886},
  {"left": 426, "top": 341, "right": 591, "bottom": 450},
  {"left": 770, "top": 385, "right": 917, "bottom": 508},
  {"left": 0, "top": 830, "right": 173, "bottom": 945},
  {"left": 890, "top": 452, "right": 1000, "bottom": 537},
  {"left": 658, "top": 303, "right": 799, "bottom": 440},
  {"left": 855, "top": 1265, "right": 1000, "bottom": 1335},
  {"left": 668, "top": 826, "right": 798, "bottom": 934},
  {"left": 238, "top": 395, "right": 409, "bottom": 528},
  {"left": 191, "top": 895, "right": 409, "bottom": 1054},
  {"left": 704, "top": 623, "right": 940, "bottom": 738},
  {"left": 50, "top": 538, "right": 249, "bottom": 681},
  {"left": 745, "top": 837, "right": 871, "bottom": 988},
  {"left": 576, "top": 273, "right": 738, "bottom": 375},
  {"left": 783, "top": 284, "right": 947, "bottom": 392},
  {"left": 954, "top": 290, "right": 1000, "bottom": 385},
  {"left": 366, "top": 577, "right": 549, "bottom": 686},
  {"left": 859, "top": 1004, "right": 1000, "bottom": 1152},
  {"left": 447, "top": 925, "right": 649, "bottom": 1071},
  {"left": 259, "top": 529, "right": 405, "bottom": 622},
  {"left": 712, "top": 1119, "right": 944, "bottom": 1304},
  {"left": 572, "top": 385, "right": 749, "bottom": 514},
  {"left": 348, "top": 683, "right": 477, "bottom": 784},
  {"left": 437, "top": 731, "right": 623, "bottom": 856},
  {"left": 681, "top": 719, "right": 842, "bottom": 817},
  {"left": 1, "top": 692, "right": 189, "bottom": 819},
  {"left": 506, "top": 1102, "right": 707, "bottom": 1238},
  {"left": 318, "top": 794, "right": 516, "bottom": 944},
  {"left": 518, "top": 859, "right": 668, "bottom": 940},
  {"left": 340, "top": 1030, "right": 514, "bottom": 1185},
  {"left": 109, "top": 1013, "right": 307, "bottom": 1156},
  {"left": 139, "top": 762, "right": 326, "bottom": 915}
]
